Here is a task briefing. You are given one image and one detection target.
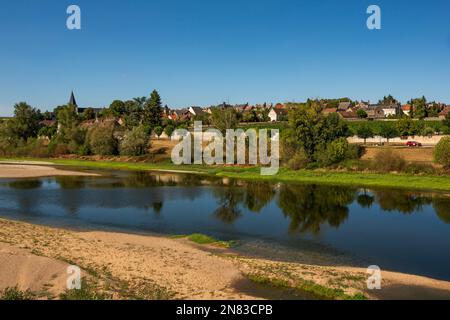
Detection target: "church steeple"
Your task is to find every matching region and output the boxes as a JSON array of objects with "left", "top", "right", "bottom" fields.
[{"left": 68, "top": 91, "right": 78, "bottom": 107}]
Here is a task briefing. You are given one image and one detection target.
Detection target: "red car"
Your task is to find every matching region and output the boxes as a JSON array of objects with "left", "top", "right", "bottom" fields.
[{"left": 406, "top": 141, "right": 422, "bottom": 147}]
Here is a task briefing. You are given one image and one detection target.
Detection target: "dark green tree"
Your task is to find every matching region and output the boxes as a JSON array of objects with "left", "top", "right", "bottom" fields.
[
  {"left": 143, "top": 90, "right": 163, "bottom": 127},
  {"left": 7, "top": 102, "right": 42, "bottom": 141},
  {"left": 356, "top": 124, "right": 374, "bottom": 144}
]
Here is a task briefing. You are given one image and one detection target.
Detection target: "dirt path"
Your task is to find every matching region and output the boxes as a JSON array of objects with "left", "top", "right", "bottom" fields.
[{"left": 1, "top": 218, "right": 450, "bottom": 300}]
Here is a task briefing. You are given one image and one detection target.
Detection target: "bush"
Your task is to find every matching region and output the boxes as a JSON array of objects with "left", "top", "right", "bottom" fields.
[
  {"left": 316, "top": 138, "right": 349, "bottom": 167},
  {"left": 120, "top": 126, "right": 150, "bottom": 156},
  {"left": 1, "top": 286, "right": 34, "bottom": 300},
  {"left": 434, "top": 137, "right": 450, "bottom": 168},
  {"left": 346, "top": 144, "right": 365, "bottom": 160},
  {"left": 286, "top": 150, "right": 309, "bottom": 170},
  {"left": 404, "top": 162, "right": 437, "bottom": 175},
  {"left": 371, "top": 149, "right": 406, "bottom": 172},
  {"left": 87, "top": 124, "right": 118, "bottom": 156},
  {"left": 164, "top": 125, "right": 175, "bottom": 137}
]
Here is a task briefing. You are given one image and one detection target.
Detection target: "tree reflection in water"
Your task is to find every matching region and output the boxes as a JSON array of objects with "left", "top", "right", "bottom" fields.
[{"left": 277, "top": 184, "right": 355, "bottom": 234}]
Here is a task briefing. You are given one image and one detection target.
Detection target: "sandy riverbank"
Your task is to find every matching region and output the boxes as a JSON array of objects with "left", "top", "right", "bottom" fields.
[
  {"left": 0, "top": 163, "right": 98, "bottom": 178},
  {"left": 1, "top": 218, "right": 450, "bottom": 300}
]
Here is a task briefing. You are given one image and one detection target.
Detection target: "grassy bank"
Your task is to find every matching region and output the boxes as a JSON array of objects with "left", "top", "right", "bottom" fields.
[{"left": 1, "top": 157, "right": 450, "bottom": 192}]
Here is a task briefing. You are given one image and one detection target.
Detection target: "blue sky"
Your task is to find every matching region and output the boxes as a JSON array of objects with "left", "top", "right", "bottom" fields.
[{"left": 0, "top": 0, "right": 449, "bottom": 115}]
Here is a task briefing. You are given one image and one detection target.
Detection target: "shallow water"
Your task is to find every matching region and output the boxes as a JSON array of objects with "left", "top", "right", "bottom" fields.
[{"left": 0, "top": 170, "right": 449, "bottom": 281}]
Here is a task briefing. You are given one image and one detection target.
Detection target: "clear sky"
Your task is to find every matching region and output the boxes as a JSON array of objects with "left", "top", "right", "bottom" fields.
[{"left": 0, "top": 0, "right": 449, "bottom": 115}]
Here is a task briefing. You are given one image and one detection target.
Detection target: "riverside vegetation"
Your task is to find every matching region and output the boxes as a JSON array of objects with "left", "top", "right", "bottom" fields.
[{"left": 1, "top": 92, "right": 450, "bottom": 191}]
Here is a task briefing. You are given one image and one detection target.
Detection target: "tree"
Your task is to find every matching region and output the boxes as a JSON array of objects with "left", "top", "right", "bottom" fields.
[
  {"left": 164, "top": 125, "right": 175, "bottom": 137},
  {"left": 109, "top": 100, "right": 126, "bottom": 117},
  {"left": 87, "top": 124, "right": 118, "bottom": 155},
  {"left": 123, "top": 100, "right": 143, "bottom": 128},
  {"left": 356, "top": 124, "right": 374, "bottom": 144},
  {"left": 210, "top": 107, "right": 240, "bottom": 134},
  {"left": 409, "top": 96, "right": 427, "bottom": 119},
  {"left": 82, "top": 108, "right": 95, "bottom": 120},
  {"left": 396, "top": 118, "right": 413, "bottom": 137},
  {"left": 356, "top": 109, "right": 368, "bottom": 119},
  {"left": 154, "top": 126, "right": 163, "bottom": 138},
  {"left": 286, "top": 103, "right": 350, "bottom": 162},
  {"left": 7, "top": 102, "right": 42, "bottom": 141},
  {"left": 443, "top": 112, "right": 450, "bottom": 132},
  {"left": 379, "top": 95, "right": 398, "bottom": 105},
  {"left": 434, "top": 137, "right": 450, "bottom": 169},
  {"left": 120, "top": 126, "right": 150, "bottom": 156},
  {"left": 379, "top": 123, "right": 398, "bottom": 144},
  {"left": 143, "top": 90, "right": 162, "bottom": 127}
]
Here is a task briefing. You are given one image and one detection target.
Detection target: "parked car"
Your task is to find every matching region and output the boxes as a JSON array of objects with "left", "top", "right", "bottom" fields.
[{"left": 406, "top": 141, "right": 422, "bottom": 147}]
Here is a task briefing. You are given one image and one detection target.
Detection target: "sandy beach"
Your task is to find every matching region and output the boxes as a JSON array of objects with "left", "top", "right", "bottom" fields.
[
  {"left": 1, "top": 218, "right": 450, "bottom": 300},
  {"left": 0, "top": 163, "right": 98, "bottom": 179}
]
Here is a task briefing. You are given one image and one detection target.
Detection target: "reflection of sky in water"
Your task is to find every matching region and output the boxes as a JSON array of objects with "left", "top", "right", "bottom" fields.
[{"left": 0, "top": 172, "right": 449, "bottom": 281}]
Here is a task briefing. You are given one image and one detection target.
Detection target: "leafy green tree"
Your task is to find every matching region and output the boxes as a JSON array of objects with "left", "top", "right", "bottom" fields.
[
  {"left": 82, "top": 108, "right": 95, "bottom": 120},
  {"left": 87, "top": 124, "right": 118, "bottom": 155},
  {"left": 396, "top": 118, "right": 413, "bottom": 137},
  {"left": 120, "top": 126, "right": 150, "bottom": 156},
  {"left": 109, "top": 100, "right": 126, "bottom": 117},
  {"left": 379, "top": 95, "right": 398, "bottom": 105},
  {"left": 164, "top": 125, "right": 175, "bottom": 137},
  {"left": 379, "top": 123, "right": 398, "bottom": 144},
  {"left": 154, "top": 126, "right": 163, "bottom": 138},
  {"left": 286, "top": 104, "right": 350, "bottom": 161},
  {"left": 316, "top": 137, "right": 349, "bottom": 166},
  {"left": 143, "top": 90, "right": 163, "bottom": 127},
  {"left": 356, "top": 109, "right": 368, "bottom": 119},
  {"left": 434, "top": 137, "right": 450, "bottom": 168},
  {"left": 443, "top": 112, "right": 450, "bottom": 132},
  {"left": 123, "top": 100, "right": 143, "bottom": 128},
  {"left": 210, "top": 107, "right": 240, "bottom": 134},
  {"left": 356, "top": 124, "right": 374, "bottom": 144},
  {"left": 7, "top": 102, "right": 42, "bottom": 141}
]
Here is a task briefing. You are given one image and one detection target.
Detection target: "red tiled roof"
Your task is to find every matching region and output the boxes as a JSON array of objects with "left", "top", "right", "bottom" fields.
[{"left": 402, "top": 104, "right": 412, "bottom": 111}]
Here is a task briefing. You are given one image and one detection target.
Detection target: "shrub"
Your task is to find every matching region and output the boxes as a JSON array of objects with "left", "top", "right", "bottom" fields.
[
  {"left": 346, "top": 144, "right": 365, "bottom": 160},
  {"left": 286, "top": 150, "right": 309, "bottom": 170},
  {"left": 154, "top": 126, "right": 163, "bottom": 138},
  {"left": 316, "top": 138, "right": 349, "bottom": 167},
  {"left": 434, "top": 137, "right": 450, "bottom": 168},
  {"left": 164, "top": 125, "right": 175, "bottom": 137},
  {"left": 120, "top": 126, "right": 150, "bottom": 156},
  {"left": 1, "top": 286, "right": 34, "bottom": 300},
  {"left": 87, "top": 124, "right": 118, "bottom": 156},
  {"left": 371, "top": 149, "right": 406, "bottom": 172}
]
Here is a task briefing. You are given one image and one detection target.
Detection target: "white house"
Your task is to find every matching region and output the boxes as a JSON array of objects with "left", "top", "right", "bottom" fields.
[{"left": 268, "top": 108, "right": 287, "bottom": 122}]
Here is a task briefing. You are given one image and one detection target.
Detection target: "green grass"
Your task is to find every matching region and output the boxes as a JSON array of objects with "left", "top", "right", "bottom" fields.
[
  {"left": 59, "top": 281, "right": 111, "bottom": 300},
  {"left": 247, "top": 274, "right": 367, "bottom": 301},
  {"left": 172, "top": 233, "right": 238, "bottom": 248},
  {"left": 2, "top": 157, "right": 450, "bottom": 192},
  {"left": 0, "top": 286, "right": 35, "bottom": 300}
]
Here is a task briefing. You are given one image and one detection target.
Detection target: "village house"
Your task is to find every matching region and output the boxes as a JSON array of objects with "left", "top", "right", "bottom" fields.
[
  {"left": 365, "top": 104, "right": 385, "bottom": 119},
  {"left": 439, "top": 106, "right": 450, "bottom": 119},
  {"left": 268, "top": 107, "right": 288, "bottom": 122},
  {"left": 188, "top": 106, "right": 204, "bottom": 117},
  {"left": 402, "top": 104, "right": 412, "bottom": 116},
  {"left": 337, "top": 101, "right": 353, "bottom": 112}
]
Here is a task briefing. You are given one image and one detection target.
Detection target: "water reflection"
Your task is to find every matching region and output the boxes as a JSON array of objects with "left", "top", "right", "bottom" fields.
[
  {"left": 278, "top": 184, "right": 354, "bottom": 234},
  {"left": 1, "top": 172, "right": 449, "bottom": 228},
  {"left": 1, "top": 171, "right": 450, "bottom": 280}
]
